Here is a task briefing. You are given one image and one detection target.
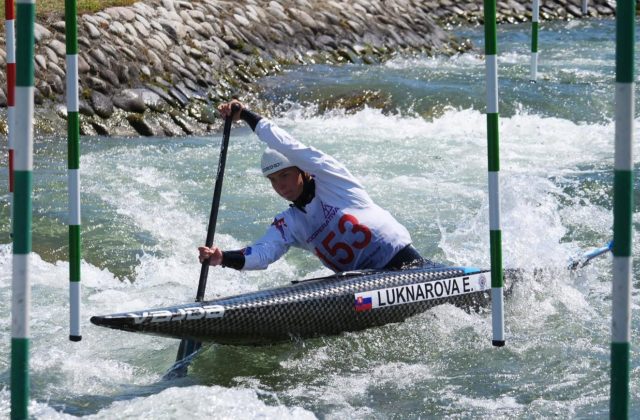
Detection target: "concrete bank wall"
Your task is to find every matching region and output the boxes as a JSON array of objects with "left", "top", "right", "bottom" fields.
[{"left": 0, "top": 0, "right": 617, "bottom": 137}]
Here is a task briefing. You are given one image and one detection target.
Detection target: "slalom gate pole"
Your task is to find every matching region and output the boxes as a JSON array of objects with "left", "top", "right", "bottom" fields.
[
  {"left": 5, "top": 0, "right": 15, "bottom": 236},
  {"left": 610, "top": 0, "right": 635, "bottom": 417},
  {"left": 484, "top": 0, "right": 505, "bottom": 347},
  {"left": 12, "top": 0, "right": 35, "bottom": 418},
  {"left": 582, "top": 0, "right": 588, "bottom": 15},
  {"left": 65, "top": 0, "right": 82, "bottom": 342},
  {"left": 530, "top": 0, "right": 539, "bottom": 81}
]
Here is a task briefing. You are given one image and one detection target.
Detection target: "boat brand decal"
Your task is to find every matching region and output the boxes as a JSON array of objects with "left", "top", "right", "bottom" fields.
[
  {"left": 127, "top": 305, "right": 225, "bottom": 324},
  {"left": 354, "top": 272, "right": 490, "bottom": 311}
]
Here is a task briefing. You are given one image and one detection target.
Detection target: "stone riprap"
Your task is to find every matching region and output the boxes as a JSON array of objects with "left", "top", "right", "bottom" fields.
[{"left": 0, "top": 0, "right": 617, "bottom": 137}]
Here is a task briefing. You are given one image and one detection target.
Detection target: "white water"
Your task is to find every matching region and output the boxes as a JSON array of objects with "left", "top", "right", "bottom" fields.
[
  {"left": 1, "top": 19, "right": 639, "bottom": 418},
  {"left": 1, "top": 104, "right": 637, "bottom": 417}
]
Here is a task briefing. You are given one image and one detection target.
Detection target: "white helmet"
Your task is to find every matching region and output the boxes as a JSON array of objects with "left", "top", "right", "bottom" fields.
[{"left": 261, "top": 148, "right": 294, "bottom": 176}]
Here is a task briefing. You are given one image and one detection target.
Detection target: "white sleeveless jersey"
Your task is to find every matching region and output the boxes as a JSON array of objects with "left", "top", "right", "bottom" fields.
[{"left": 242, "top": 119, "right": 412, "bottom": 272}]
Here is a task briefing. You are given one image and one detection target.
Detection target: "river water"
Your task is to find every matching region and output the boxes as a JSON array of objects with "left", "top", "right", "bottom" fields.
[{"left": 0, "top": 18, "right": 638, "bottom": 418}]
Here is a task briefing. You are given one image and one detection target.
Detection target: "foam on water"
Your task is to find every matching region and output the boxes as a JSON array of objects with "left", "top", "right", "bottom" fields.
[
  {"left": 2, "top": 19, "right": 639, "bottom": 417},
  {"left": 2, "top": 102, "right": 636, "bottom": 417}
]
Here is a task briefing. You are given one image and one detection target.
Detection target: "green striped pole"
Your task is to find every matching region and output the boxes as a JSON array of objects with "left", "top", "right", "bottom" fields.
[
  {"left": 12, "top": 0, "right": 35, "bottom": 418},
  {"left": 5, "top": 0, "right": 15, "bottom": 236},
  {"left": 530, "top": 0, "right": 539, "bottom": 81},
  {"left": 610, "top": 1, "right": 635, "bottom": 417},
  {"left": 65, "top": 0, "right": 81, "bottom": 342},
  {"left": 484, "top": 0, "right": 505, "bottom": 347}
]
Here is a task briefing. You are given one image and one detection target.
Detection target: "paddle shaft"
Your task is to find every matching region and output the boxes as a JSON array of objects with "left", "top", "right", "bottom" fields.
[
  {"left": 195, "top": 110, "right": 235, "bottom": 301},
  {"left": 175, "top": 106, "right": 237, "bottom": 364}
]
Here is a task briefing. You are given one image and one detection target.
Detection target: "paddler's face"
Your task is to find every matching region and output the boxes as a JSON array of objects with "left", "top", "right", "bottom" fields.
[{"left": 267, "top": 167, "right": 304, "bottom": 201}]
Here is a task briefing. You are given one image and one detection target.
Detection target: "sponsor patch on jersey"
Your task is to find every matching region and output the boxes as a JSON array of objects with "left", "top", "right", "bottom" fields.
[
  {"left": 242, "top": 247, "right": 252, "bottom": 256},
  {"left": 271, "top": 217, "right": 287, "bottom": 241},
  {"left": 354, "top": 272, "right": 490, "bottom": 310},
  {"left": 127, "top": 304, "right": 225, "bottom": 324}
]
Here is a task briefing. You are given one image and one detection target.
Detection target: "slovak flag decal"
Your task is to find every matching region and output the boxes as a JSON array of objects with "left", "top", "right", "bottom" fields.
[{"left": 354, "top": 295, "right": 372, "bottom": 312}]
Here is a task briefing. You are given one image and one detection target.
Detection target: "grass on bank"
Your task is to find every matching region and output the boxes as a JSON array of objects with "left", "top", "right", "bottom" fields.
[{"left": 1, "top": 0, "right": 137, "bottom": 20}]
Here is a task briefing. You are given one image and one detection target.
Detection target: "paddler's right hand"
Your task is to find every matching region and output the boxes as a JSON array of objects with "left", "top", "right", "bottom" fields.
[
  {"left": 217, "top": 100, "right": 243, "bottom": 122},
  {"left": 198, "top": 246, "right": 223, "bottom": 266}
]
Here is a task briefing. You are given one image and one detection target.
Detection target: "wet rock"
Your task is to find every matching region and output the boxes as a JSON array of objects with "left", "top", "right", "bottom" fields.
[
  {"left": 146, "top": 84, "right": 179, "bottom": 108},
  {"left": 90, "top": 119, "right": 110, "bottom": 136},
  {"left": 113, "top": 89, "right": 146, "bottom": 113},
  {"left": 90, "top": 91, "right": 115, "bottom": 119},
  {"left": 169, "top": 87, "right": 189, "bottom": 107},
  {"left": 79, "top": 119, "right": 97, "bottom": 136},
  {"left": 170, "top": 111, "right": 194, "bottom": 135},
  {"left": 127, "top": 114, "right": 155, "bottom": 136},
  {"left": 131, "top": 88, "right": 168, "bottom": 112},
  {"left": 79, "top": 99, "right": 95, "bottom": 117},
  {"left": 318, "top": 90, "right": 392, "bottom": 114},
  {"left": 160, "top": 119, "right": 180, "bottom": 137}
]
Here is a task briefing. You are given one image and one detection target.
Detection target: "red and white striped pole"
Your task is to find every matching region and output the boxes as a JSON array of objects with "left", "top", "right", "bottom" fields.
[{"left": 5, "top": 0, "right": 16, "bottom": 236}]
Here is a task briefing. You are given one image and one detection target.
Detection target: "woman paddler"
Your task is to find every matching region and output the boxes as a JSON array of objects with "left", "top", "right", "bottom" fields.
[{"left": 198, "top": 100, "right": 429, "bottom": 272}]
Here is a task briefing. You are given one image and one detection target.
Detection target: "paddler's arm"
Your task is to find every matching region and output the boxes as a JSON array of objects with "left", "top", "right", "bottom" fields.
[
  {"left": 218, "top": 100, "right": 360, "bottom": 186},
  {"left": 198, "top": 246, "right": 245, "bottom": 270},
  {"left": 197, "top": 220, "right": 292, "bottom": 271}
]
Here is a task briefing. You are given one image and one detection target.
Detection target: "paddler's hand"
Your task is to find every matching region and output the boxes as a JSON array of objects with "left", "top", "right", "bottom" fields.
[
  {"left": 198, "top": 246, "right": 223, "bottom": 266},
  {"left": 217, "top": 100, "right": 243, "bottom": 122}
]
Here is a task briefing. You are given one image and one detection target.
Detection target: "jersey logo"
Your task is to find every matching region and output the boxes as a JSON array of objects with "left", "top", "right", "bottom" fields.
[
  {"left": 306, "top": 201, "right": 340, "bottom": 243},
  {"left": 271, "top": 217, "right": 288, "bottom": 241},
  {"left": 321, "top": 201, "right": 338, "bottom": 219}
]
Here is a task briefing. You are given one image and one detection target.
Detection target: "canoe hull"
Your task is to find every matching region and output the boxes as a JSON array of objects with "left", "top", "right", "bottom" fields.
[{"left": 91, "top": 266, "right": 490, "bottom": 345}]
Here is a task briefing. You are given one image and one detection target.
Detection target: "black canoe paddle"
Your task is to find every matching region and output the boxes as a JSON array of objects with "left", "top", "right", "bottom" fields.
[{"left": 170, "top": 104, "right": 239, "bottom": 377}]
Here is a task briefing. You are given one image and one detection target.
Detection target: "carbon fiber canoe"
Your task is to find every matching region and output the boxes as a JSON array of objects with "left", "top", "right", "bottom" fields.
[{"left": 91, "top": 266, "right": 491, "bottom": 345}]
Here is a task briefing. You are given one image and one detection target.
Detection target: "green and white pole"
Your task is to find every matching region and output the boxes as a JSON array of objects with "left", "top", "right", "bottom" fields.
[
  {"left": 5, "top": 0, "right": 15, "bottom": 236},
  {"left": 484, "top": 0, "right": 505, "bottom": 347},
  {"left": 610, "top": 1, "right": 634, "bottom": 417},
  {"left": 12, "top": 0, "right": 35, "bottom": 418},
  {"left": 530, "top": 0, "right": 539, "bottom": 81},
  {"left": 65, "top": 0, "right": 81, "bottom": 342}
]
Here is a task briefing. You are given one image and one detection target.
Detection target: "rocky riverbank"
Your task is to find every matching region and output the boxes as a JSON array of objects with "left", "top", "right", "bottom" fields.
[{"left": 0, "top": 0, "right": 617, "bottom": 137}]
